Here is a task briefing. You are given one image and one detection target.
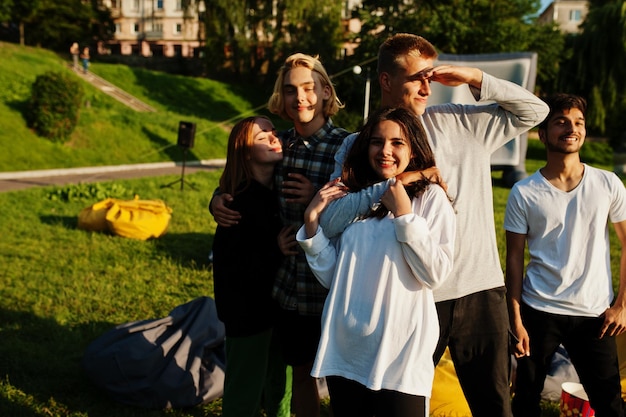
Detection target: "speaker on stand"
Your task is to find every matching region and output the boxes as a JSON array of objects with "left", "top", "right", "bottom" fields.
[{"left": 162, "top": 121, "right": 198, "bottom": 191}]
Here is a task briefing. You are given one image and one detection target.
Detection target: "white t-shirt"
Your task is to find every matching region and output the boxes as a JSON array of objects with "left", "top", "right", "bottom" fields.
[
  {"left": 297, "top": 185, "right": 455, "bottom": 396},
  {"left": 504, "top": 164, "right": 626, "bottom": 316}
]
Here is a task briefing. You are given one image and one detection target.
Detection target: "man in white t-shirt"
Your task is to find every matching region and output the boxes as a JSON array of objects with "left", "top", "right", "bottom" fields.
[{"left": 505, "top": 93, "right": 626, "bottom": 417}]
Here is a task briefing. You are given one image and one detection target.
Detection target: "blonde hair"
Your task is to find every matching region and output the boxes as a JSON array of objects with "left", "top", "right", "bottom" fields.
[
  {"left": 267, "top": 53, "right": 343, "bottom": 120},
  {"left": 219, "top": 116, "right": 272, "bottom": 196}
]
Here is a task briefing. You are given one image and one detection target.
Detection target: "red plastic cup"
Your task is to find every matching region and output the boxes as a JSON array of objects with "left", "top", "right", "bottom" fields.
[{"left": 560, "top": 382, "right": 595, "bottom": 417}]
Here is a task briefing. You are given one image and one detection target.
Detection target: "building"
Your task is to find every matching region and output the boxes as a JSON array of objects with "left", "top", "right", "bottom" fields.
[
  {"left": 102, "top": 0, "right": 362, "bottom": 58},
  {"left": 537, "top": 0, "right": 588, "bottom": 33},
  {"left": 102, "top": 0, "right": 205, "bottom": 57}
]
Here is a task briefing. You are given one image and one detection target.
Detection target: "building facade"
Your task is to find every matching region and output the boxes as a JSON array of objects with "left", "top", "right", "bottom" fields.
[
  {"left": 538, "top": 0, "right": 588, "bottom": 33},
  {"left": 102, "top": 0, "right": 205, "bottom": 57}
]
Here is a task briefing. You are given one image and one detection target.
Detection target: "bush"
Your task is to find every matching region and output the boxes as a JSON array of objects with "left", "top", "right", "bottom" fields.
[
  {"left": 27, "top": 71, "right": 84, "bottom": 142},
  {"left": 580, "top": 140, "right": 613, "bottom": 167},
  {"left": 527, "top": 138, "right": 613, "bottom": 168}
]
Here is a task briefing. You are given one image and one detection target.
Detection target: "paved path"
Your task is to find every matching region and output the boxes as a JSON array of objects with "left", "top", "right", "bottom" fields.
[
  {"left": 0, "top": 68, "right": 225, "bottom": 193},
  {"left": 70, "top": 64, "right": 157, "bottom": 112},
  {"left": 0, "top": 160, "right": 226, "bottom": 193}
]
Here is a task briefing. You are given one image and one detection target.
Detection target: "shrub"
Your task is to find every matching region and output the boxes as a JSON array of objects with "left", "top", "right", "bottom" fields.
[
  {"left": 27, "top": 71, "right": 84, "bottom": 142},
  {"left": 580, "top": 140, "right": 613, "bottom": 167}
]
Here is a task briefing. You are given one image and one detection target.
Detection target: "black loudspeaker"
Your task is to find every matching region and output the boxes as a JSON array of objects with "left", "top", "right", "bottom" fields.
[{"left": 177, "top": 121, "right": 196, "bottom": 148}]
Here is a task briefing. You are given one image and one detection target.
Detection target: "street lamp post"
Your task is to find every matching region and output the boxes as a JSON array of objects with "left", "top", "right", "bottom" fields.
[{"left": 353, "top": 65, "right": 371, "bottom": 122}]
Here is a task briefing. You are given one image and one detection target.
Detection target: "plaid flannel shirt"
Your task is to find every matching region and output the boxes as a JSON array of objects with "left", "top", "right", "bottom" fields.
[{"left": 272, "top": 119, "right": 349, "bottom": 316}]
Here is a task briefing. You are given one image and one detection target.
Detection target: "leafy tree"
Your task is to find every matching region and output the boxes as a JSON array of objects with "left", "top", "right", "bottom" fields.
[
  {"left": 0, "top": 0, "right": 12, "bottom": 23},
  {"left": 199, "top": 0, "right": 345, "bottom": 82},
  {"left": 8, "top": 0, "right": 42, "bottom": 46},
  {"left": 28, "top": 0, "right": 93, "bottom": 50},
  {"left": 4, "top": 0, "right": 112, "bottom": 51},
  {"left": 558, "top": 0, "right": 626, "bottom": 148}
]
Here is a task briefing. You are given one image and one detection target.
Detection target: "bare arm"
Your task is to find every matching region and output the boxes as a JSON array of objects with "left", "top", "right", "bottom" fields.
[
  {"left": 505, "top": 231, "right": 530, "bottom": 357},
  {"left": 599, "top": 220, "right": 626, "bottom": 338}
]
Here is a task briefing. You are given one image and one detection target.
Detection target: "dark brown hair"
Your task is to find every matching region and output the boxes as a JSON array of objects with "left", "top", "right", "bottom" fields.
[
  {"left": 538, "top": 93, "right": 587, "bottom": 131},
  {"left": 342, "top": 107, "right": 437, "bottom": 218}
]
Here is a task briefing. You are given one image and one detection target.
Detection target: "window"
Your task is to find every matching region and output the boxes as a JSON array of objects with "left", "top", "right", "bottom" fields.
[
  {"left": 174, "top": 23, "right": 182, "bottom": 34},
  {"left": 175, "top": 0, "right": 182, "bottom": 9},
  {"left": 131, "top": 22, "right": 140, "bottom": 33},
  {"left": 157, "top": 0, "right": 163, "bottom": 9},
  {"left": 132, "top": 0, "right": 140, "bottom": 10},
  {"left": 569, "top": 9, "right": 582, "bottom": 22},
  {"left": 114, "top": 23, "right": 121, "bottom": 33},
  {"left": 152, "top": 22, "right": 163, "bottom": 32}
]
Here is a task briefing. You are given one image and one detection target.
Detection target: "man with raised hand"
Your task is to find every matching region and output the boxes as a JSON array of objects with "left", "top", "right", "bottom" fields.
[{"left": 319, "top": 33, "right": 549, "bottom": 417}]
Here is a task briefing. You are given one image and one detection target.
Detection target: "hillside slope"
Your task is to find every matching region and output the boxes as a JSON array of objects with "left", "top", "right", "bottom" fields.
[{"left": 0, "top": 42, "right": 271, "bottom": 172}]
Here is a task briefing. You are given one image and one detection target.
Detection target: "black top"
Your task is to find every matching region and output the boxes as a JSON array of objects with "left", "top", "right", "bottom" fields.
[{"left": 212, "top": 180, "right": 283, "bottom": 337}]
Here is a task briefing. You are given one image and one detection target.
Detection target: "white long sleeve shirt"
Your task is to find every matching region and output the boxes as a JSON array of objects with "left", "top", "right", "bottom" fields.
[{"left": 297, "top": 185, "right": 455, "bottom": 396}]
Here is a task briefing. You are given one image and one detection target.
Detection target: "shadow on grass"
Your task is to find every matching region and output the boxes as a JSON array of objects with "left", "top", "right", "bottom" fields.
[
  {"left": 39, "top": 215, "right": 213, "bottom": 269},
  {"left": 130, "top": 69, "right": 247, "bottom": 121},
  {"left": 0, "top": 307, "right": 220, "bottom": 417},
  {"left": 6, "top": 97, "right": 29, "bottom": 115},
  {"left": 0, "top": 307, "right": 118, "bottom": 416},
  {"left": 154, "top": 232, "right": 214, "bottom": 269},
  {"left": 39, "top": 214, "right": 77, "bottom": 229}
]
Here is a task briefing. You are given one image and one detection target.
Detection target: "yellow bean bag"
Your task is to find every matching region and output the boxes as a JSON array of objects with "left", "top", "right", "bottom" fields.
[
  {"left": 430, "top": 348, "right": 472, "bottom": 417},
  {"left": 78, "top": 196, "right": 172, "bottom": 240}
]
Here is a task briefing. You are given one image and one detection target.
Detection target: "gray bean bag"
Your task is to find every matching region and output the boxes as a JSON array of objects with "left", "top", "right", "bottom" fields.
[{"left": 82, "top": 296, "right": 226, "bottom": 409}]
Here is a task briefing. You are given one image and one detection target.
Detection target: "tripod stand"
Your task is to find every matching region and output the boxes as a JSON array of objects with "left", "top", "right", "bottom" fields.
[{"left": 162, "top": 146, "right": 197, "bottom": 191}]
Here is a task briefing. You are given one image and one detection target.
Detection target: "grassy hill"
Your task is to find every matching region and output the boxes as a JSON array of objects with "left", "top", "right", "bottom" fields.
[{"left": 0, "top": 42, "right": 276, "bottom": 172}]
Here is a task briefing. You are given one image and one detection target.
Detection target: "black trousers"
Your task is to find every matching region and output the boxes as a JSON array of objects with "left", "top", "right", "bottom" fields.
[
  {"left": 326, "top": 376, "right": 426, "bottom": 417},
  {"left": 512, "top": 303, "right": 624, "bottom": 417},
  {"left": 434, "top": 287, "right": 513, "bottom": 417}
]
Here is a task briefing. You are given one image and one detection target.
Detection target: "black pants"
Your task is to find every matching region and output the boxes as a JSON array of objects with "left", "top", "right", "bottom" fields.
[
  {"left": 512, "top": 303, "right": 624, "bottom": 417},
  {"left": 434, "top": 287, "right": 513, "bottom": 417},
  {"left": 326, "top": 376, "right": 426, "bottom": 417}
]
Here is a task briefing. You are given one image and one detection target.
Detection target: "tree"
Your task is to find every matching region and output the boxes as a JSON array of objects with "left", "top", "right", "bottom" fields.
[
  {"left": 9, "top": 0, "right": 42, "bottom": 46},
  {"left": 558, "top": 0, "right": 626, "bottom": 147},
  {"left": 198, "top": 0, "right": 345, "bottom": 81},
  {"left": 3, "top": 0, "right": 112, "bottom": 51},
  {"left": 0, "top": 0, "right": 12, "bottom": 23},
  {"left": 28, "top": 0, "right": 94, "bottom": 50}
]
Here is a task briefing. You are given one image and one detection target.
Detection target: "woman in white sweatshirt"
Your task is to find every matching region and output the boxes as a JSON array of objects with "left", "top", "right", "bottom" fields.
[{"left": 297, "top": 107, "right": 455, "bottom": 417}]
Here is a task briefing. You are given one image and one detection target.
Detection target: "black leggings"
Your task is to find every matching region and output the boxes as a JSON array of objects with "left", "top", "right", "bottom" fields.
[{"left": 326, "top": 376, "right": 426, "bottom": 417}]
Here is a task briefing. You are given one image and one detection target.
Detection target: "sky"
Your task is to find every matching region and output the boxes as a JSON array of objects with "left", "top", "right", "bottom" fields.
[{"left": 539, "top": 0, "right": 551, "bottom": 14}]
